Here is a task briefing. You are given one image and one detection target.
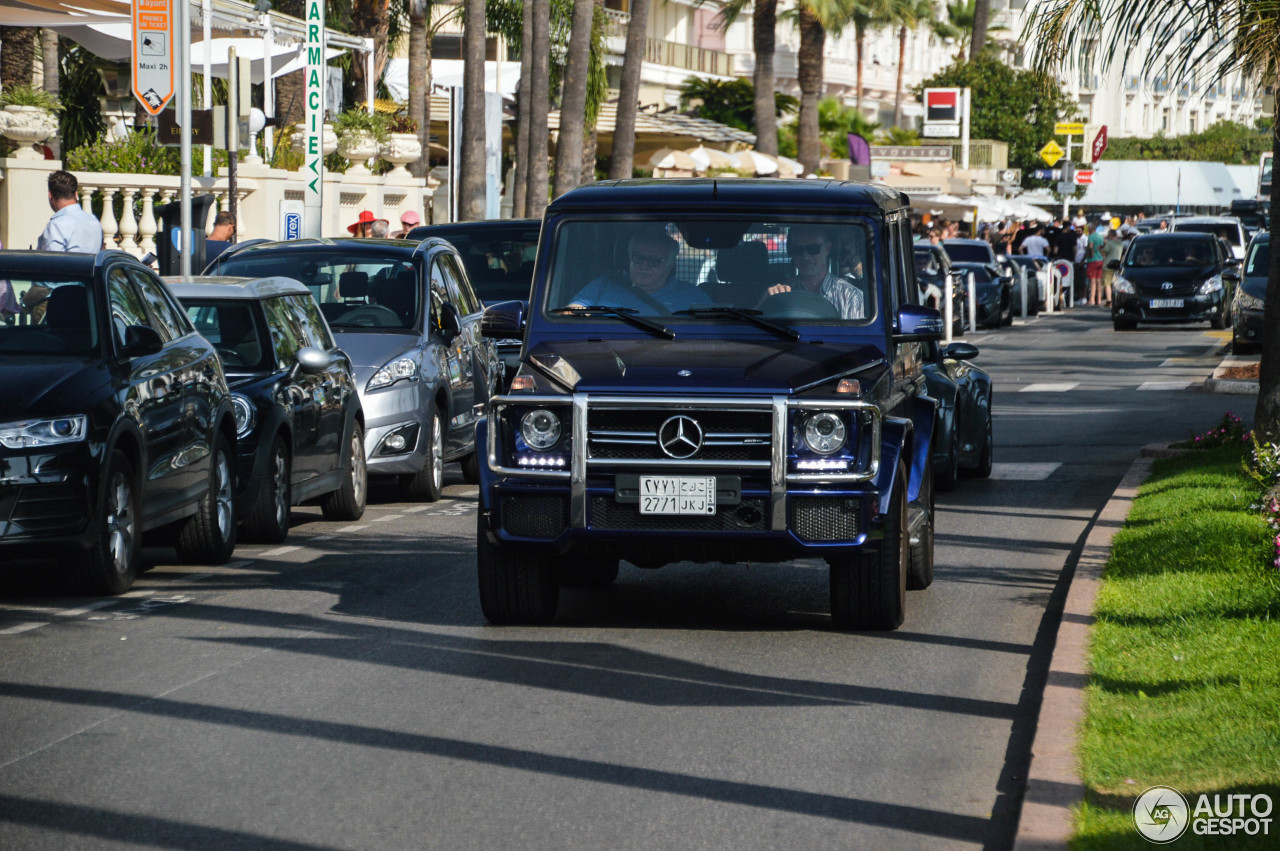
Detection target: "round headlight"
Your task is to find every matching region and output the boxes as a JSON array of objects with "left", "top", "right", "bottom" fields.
[
  {"left": 520, "top": 409, "right": 561, "bottom": 450},
  {"left": 803, "top": 412, "right": 846, "bottom": 455},
  {"left": 230, "top": 394, "right": 255, "bottom": 438},
  {"left": 50, "top": 419, "right": 77, "bottom": 438}
]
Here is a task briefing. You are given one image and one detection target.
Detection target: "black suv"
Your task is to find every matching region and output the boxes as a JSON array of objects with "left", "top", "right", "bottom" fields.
[
  {"left": 170, "top": 276, "right": 367, "bottom": 543},
  {"left": 0, "top": 250, "right": 239, "bottom": 593},
  {"left": 1109, "top": 232, "right": 1237, "bottom": 330}
]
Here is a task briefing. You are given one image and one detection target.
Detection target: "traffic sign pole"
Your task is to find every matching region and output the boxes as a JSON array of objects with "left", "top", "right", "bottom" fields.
[{"left": 177, "top": 0, "right": 191, "bottom": 277}]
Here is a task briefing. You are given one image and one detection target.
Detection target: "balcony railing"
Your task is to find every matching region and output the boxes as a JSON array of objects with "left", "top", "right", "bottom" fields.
[
  {"left": 1080, "top": 73, "right": 1100, "bottom": 92},
  {"left": 603, "top": 8, "right": 629, "bottom": 40},
  {"left": 645, "top": 38, "right": 733, "bottom": 77}
]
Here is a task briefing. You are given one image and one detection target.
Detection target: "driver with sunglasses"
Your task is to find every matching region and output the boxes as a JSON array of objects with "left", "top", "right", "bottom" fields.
[
  {"left": 763, "top": 224, "right": 866, "bottom": 319},
  {"left": 567, "top": 226, "right": 706, "bottom": 312}
]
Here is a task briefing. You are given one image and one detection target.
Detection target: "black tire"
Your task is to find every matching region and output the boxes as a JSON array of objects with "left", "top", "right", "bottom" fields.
[
  {"left": 1234, "top": 335, "right": 1256, "bottom": 355},
  {"left": 1211, "top": 303, "right": 1229, "bottom": 330},
  {"left": 460, "top": 451, "right": 480, "bottom": 485},
  {"left": 1002, "top": 299, "right": 1014, "bottom": 326},
  {"left": 829, "top": 460, "right": 907, "bottom": 631},
  {"left": 242, "top": 438, "right": 291, "bottom": 543},
  {"left": 1113, "top": 316, "right": 1137, "bottom": 331},
  {"left": 175, "top": 431, "right": 237, "bottom": 564},
  {"left": 476, "top": 510, "right": 559, "bottom": 624},
  {"left": 401, "top": 407, "right": 445, "bottom": 502},
  {"left": 973, "top": 415, "right": 993, "bottom": 479},
  {"left": 322, "top": 423, "right": 368, "bottom": 521},
  {"left": 559, "top": 558, "right": 620, "bottom": 587},
  {"left": 937, "top": 432, "right": 959, "bottom": 492},
  {"left": 908, "top": 458, "right": 935, "bottom": 591},
  {"left": 76, "top": 450, "right": 140, "bottom": 594}
]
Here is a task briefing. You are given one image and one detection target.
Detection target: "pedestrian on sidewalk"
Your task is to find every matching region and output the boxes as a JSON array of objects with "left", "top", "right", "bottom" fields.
[
  {"left": 1086, "top": 224, "right": 1106, "bottom": 305},
  {"left": 1101, "top": 228, "right": 1125, "bottom": 306},
  {"left": 347, "top": 210, "right": 387, "bottom": 238},
  {"left": 204, "top": 212, "right": 237, "bottom": 263},
  {"left": 38, "top": 170, "right": 103, "bottom": 254},
  {"left": 395, "top": 211, "right": 421, "bottom": 238}
]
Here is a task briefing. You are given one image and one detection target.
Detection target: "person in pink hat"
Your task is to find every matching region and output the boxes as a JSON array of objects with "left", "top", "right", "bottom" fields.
[{"left": 395, "top": 210, "right": 421, "bottom": 239}]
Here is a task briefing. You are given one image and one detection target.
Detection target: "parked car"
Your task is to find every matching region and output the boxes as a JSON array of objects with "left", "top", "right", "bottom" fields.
[
  {"left": 950, "top": 261, "right": 1014, "bottom": 328},
  {"left": 941, "top": 238, "right": 999, "bottom": 266},
  {"left": 999, "top": 254, "right": 1045, "bottom": 316},
  {"left": 169, "top": 276, "right": 367, "bottom": 542},
  {"left": 475, "top": 179, "right": 943, "bottom": 631},
  {"left": 0, "top": 250, "right": 239, "bottom": 593},
  {"left": 1232, "top": 231, "right": 1269, "bottom": 353},
  {"left": 914, "top": 243, "right": 967, "bottom": 334},
  {"left": 408, "top": 219, "right": 541, "bottom": 389},
  {"left": 1109, "top": 231, "right": 1237, "bottom": 331},
  {"left": 922, "top": 341, "right": 992, "bottom": 491},
  {"left": 1170, "top": 215, "right": 1248, "bottom": 261},
  {"left": 207, "top": 238, "right": 499, "bottom": 501}
]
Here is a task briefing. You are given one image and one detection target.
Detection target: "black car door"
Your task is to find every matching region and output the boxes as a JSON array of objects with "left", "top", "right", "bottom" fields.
[
  {"left": 284, "top": 293, "right": 349, "bottom": 481},
  {"left": 428, "top": 258, "right": 473, "bottom": 455},
  {"left": 261, "top": 295, "right": 325, "bottom": 483},
  {"left": 440, "top": 252, "right": 495, "bottom": 415}
]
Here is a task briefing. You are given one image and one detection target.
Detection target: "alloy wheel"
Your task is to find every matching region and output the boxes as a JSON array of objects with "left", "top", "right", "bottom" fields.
[
  {"left": 215, "top": 450, "right": 234, "bottom": 540},
  {"left": 106, "top": 472, "right": 134, "bottom": 576},
  {"left": 431, "top": 414, "right": 443, "bottom": 492},
  {"left": 351, "top": 430, "right": 367, "bottom": 506},
  {"left": 272, "top": 448, "right": 289, "bottom": 530}
]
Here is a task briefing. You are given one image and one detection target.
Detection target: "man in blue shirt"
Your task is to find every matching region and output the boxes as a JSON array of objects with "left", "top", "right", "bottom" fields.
[
  {"left": 38, "top": 171, "right": 103, "bottom": 254},
  {"left": 567, "top": 225, "right": 706, "bottom": 312}
]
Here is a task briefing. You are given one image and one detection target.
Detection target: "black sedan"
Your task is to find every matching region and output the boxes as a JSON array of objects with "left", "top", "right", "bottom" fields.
[
  {"left": 1232, "top": 232, "right": 1268, "bottom": 353},
  {"left": 1109, "top": 232, "right": 1236, "bottom": 331},
  {"left": 0, "top": 250, "right": 239, "bottom": 594},
  {"left": 950, "top": 261, "right": 1014, "bottom": 328},
  {"left": 170, "top": 276, "right": 367, "bottom": 543},
  {"left": 923, "top": 341, "right": 993, "bottom": 490}
]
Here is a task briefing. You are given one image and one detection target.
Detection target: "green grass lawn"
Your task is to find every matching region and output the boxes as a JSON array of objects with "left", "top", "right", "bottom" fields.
[{"left": 1074, "top": 446, "right": 1280, "bottom": 850}]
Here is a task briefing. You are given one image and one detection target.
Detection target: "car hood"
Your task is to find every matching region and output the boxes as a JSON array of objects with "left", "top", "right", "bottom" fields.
[
  {"left": 1121, "top": 264, "right": 1218, "bottom": 286},
  {"left": 333, "top": 330, "right": 420, "bottom": 370},
  {"left": 523, "top": 337, "right": 888, "bottom": 394},
  {"left": 0, "top": 357, "right": 112, "bottom": 420}
]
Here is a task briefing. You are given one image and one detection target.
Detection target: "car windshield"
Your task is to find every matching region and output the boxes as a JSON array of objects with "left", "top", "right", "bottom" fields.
[
  {"left": 421, "top": 226, "right": 539, "bottom": 304},
  {"left": 942, "top": 243, "right": 992, "bottom": 263},
  {"left": 1247, "top": 240, "right": 1270, "bottom": 277},
  {"left": 0, "top": 276, "right": 99, "bottom": 356},
  {"left": 183, "top": 300, "right": 269, "bottom": 371},
  {"left": 1175, "top": 222, "right": 1241, "bottom": 245},
  {"left": 211, "top": 251, "right": 420, "bottom": 331},
  {"left": 955, "top": 265, "right": 995, "bottom": 283},
  {"left": 542, "top": 217, "right": 876, "bottom": 326},
  {"left": 1125, "top": 238, "right": 1217, "bottom": 267},
  {"left": 913, "top": 250, "right": 940, "bottom": 276}
]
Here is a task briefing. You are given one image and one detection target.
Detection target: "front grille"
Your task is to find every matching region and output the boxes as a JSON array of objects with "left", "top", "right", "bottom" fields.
[
  {"left": 0, "top": 483, "right": 85, "bottom": 537},
  {"left": 1138, "top": 281, "right": 1199, "bottom": 297},
  {"left": 790, "top": 497, "right": 860, "bottom": 542},
  {"left": 590, "top": 496, "right": 767, "bottom": 532},
  {"left": 588, "top": 407, "right": 772, "bottom": 462},
  {"left": 501, "top": 494, "right": 567, "bottom": 538}
]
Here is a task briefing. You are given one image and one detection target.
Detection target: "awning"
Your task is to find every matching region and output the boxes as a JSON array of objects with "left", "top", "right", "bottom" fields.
[
  {"left": 383, "top": 59, "right": 523, "bottom": 101},
  {"left": 1076, "top": 161, "right": 1245, "bottom": 209}
]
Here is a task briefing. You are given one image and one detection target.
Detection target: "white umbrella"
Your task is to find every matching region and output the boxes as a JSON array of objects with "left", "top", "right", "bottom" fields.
[
  {"left": 775, "top": 155, "right": 804, "bottom": 178},
  {"left": 731, "top": 149, "right": 779, "bottom": 176},
  {"left": 684, "top": 145, "right": 735, "bottom": 171},
  {"left": 649, "top": 147, "right": 698, "bottom": 171}
]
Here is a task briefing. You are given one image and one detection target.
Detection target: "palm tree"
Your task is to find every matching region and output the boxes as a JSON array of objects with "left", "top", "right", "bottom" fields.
[
  {"left": 943, "top": 0, "right": 975, "bottom": 58},
  {"left": 890, "top": 0, "right": 935, "bottom": 127},
  {"left": 350, "top": 0, "right": 392, "bottom": 107},
  {"left": 1027, "top": 0, "right": 1280, "bottom": 437},
  {"left": 552, "top": 0, "right": 596, "bottom": 198},
  {"left": 407, "top": 1, "right": 432, "bottom": 179},
  {"left": 513, "top": 0, "right": 534, "bottom": 213},
  {"left": 715, "top": 0, "right": 781, "bottom": 155},
  {"left": 526, "top": 0, "right": 552, "bottom": 217},
  {"left": 0, "top": 27, "right": 38, "bottom": 90},
  {"left": 969, "top": 0, "right": 990, "bottom": 58},
  {"left": 457, "top": 0, "right": 486, "bottom": 220},
  {"left": 795, "top": 0, "right": 856, "bottom": 174},
  {"left": 608, "top": 0, "right": 650, "bottom": 178},
  {"left": 273, "top": 0, "right": 307, "bottom": 129},
  {"left": 848, "top": 0, "right": 892, "bottom": 114}
]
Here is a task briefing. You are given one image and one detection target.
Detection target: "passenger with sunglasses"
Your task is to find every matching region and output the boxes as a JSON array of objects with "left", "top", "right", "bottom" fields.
[
  {"left": 763, "top": 224, "right": 866, "bottom": 319},
  {"left": 567, "top": 225, "right": 705, "bottom": 312}
]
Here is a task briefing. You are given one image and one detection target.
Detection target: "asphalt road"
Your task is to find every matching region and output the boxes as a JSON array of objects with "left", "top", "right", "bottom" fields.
[{"left": 0, "top": 308, "right": 1248, "bottom": 850}]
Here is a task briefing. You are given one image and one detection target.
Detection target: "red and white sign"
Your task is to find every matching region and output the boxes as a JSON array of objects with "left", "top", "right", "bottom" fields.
[
  {"left": 1091, "top": 125, "right": 1108, "bottom": 163},
  {"left": 924, "top": 88, "right": 962, "bottom": 124},
  {"left": 132, "top": 0, "right": 175, "bottom": 115},
  {"left": 1074, "top": 170, "right": 1095, "bottom": 185}
]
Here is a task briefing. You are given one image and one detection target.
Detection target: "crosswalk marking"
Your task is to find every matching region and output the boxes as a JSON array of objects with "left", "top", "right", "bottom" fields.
[{"left": 1019, "top": 383, "right": 1079, "bottom": 392}]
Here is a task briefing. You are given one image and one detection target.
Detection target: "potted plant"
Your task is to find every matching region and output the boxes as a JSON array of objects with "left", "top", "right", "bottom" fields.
[
  {"left": 0, "top": 85, "right": 62, "bottom": 160},
  {"left": 333, "top": 109, "right": 389, "bottom": 175},
  {"left": 380, "top": 115, "right": 422, "bottom": 177},
  {"left": 289, "top": 121, "right": 339, "bottom": 169}
]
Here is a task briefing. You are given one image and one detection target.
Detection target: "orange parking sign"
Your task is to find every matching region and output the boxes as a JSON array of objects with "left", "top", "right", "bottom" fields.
[{"left": 132, "top": 0, "right": 175, "bottom": 114}]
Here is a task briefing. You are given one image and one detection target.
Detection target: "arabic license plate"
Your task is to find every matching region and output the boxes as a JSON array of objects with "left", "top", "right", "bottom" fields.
[
  {"left": 1149, "top": 298, "right": 1184, "bottom": 309},
  {"left": 639, "top": 476, "right": 716, "bottom": 515}
]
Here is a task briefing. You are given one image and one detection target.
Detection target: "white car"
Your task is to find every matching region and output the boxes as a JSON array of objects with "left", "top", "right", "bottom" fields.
[{"left": 1170, "top": 216, "right": 1248, "bottom": 261}]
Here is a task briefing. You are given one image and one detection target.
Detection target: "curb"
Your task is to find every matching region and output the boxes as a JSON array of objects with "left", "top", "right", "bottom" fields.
[
  {"left": 1011, "top": 447, "right": 1168, "bottom": 850},
  {"left": 1205, "top": 353, "right": 1259, "bottom": 396}
]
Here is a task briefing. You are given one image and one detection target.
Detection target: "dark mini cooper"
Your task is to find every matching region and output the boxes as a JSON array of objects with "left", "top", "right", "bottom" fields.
[
  {"left": 170, "top": 276, "right": 367, "bottom": 543},
  {"left": 1231, "top": 231, "right": 1268, "bottom": 353},
  {"left": 475, "top": 180, "right": 944, "bottom": 631},
  {"left": 922, "top": 341, "right": 992, "bottom": 491},
  {"left": 1109, "top": 232, "right": 1237, "bottom": 331},
  {"left": 0, "top": 250, "right": 239, "bottom": 593}
]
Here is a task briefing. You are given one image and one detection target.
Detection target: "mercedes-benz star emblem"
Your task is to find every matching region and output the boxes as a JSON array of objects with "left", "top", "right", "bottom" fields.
[{"left": 658, "top": 415, "right": 704, "bottom": 459}]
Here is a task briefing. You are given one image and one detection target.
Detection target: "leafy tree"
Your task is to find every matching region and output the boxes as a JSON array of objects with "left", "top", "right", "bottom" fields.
[
  {"left": 1101, "top": 121, "right": 1271, "bottom": 165},
  {"left": 916, "top": 54, "right": 1079, "bottom": 186},
  {"left": 678, "top": 77, "right": 798, "bottom": 132},
  {"left": 778, "top": 95, "right": 879, "bottom": 159}
]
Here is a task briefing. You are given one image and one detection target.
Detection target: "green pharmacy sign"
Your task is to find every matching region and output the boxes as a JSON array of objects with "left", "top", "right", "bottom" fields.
[{"left": 304, "top": 0, "right": 325, "bottom": 236}]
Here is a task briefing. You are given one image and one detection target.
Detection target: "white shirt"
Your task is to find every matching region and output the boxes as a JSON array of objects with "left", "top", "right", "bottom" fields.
[
  {"left": 38, "top": 203, "right": 103, "bottom": 254},
  {"left": 1022, "top": 235, "right": 1049, "bottom": 256}
]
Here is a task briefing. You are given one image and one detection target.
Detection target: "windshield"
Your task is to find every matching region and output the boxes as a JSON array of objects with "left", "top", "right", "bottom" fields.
[
  {"left": 184, "top": 300, "right": 269, "bottom": 371},
  {"left": 422, "top": 226, "right": 539, "bottom": 304},
  {"left": 0, "top": 276, "right": 99, "bottom": 356},
  {"left": 941, "top": 242, "right": 992, "bottom": 264},
  {"left": 1175, "top": 222, "right": 1241, "bottom": 245},
  {"left": 955, "top": 265, "right": 995, "bottom": 283},
  {"left": 212, "top": 251, "right": 420, "bottom": 331},
  {"left": 542, "top": 217, "right": 876, "bottom": 326},
  {"left": 1125, "top": 238, "right": 1217, "bottom": 267},
  {"left": 1247, "top": 240, "right": 1270, "bottom": 277}
]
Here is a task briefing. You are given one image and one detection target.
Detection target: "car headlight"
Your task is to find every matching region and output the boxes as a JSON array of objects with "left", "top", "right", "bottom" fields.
[
  {"left": 803, "top": 412, "right": 847, "bottom": 455},
  {"left": 0, "top": 415, "right": 88, "bottom": 449},
  {"left": 367, "top": 357, "right": 418, "bottom": 391},
  {"left": 230, "top": 394, "right": 255, "bottom": 439},
  {"left": 520, "top": 409, "right": 562, "bottom": 450},
  {"left": 1199, "top": 275, "right": 1223, "bottom": 295},
  {"left": 1238, "top": 291, "right": 1264, "bottom": 311},
  {"left": 1112, "top": 276, "right": 1135, "bottom": 294}
]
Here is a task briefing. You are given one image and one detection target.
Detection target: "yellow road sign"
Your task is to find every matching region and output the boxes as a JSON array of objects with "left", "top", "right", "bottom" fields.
[
  {"left": 1055, "top": 122, "right": 1085, "bottom": 135},
  {"left": 1039, "top": 140, "right": 1065, "bottom": 166}
]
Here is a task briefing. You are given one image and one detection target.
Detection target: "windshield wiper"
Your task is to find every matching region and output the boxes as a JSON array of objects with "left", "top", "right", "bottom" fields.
[
  {"left": 673, "top": 306, "right": 800, "bottom": 341},
  {"left": 551, "top": 305, "right": 675, "bottom": 339}
]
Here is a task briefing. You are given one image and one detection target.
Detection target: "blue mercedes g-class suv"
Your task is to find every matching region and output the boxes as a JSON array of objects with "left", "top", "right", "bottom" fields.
[{"left": 475, "top": 180, "right": 942, "bottom": 630}]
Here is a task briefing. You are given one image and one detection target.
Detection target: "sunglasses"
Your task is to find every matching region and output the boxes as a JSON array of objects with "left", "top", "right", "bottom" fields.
[
  {"left": 630, "top": 253, "right": 668, "bottom": 269},
  {"left": 789, "top": 242, "right": 827, "bottom": 256}
]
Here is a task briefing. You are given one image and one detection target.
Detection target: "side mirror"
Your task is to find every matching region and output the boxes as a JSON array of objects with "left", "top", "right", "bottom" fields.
[
  {"left": 894, "top": 303, "right": 944, "bottom": 342},
  {"left": 943, "top": 342, "right": 980, "bottom": 361},
  {"left": 1223, "top": 268, "right": 1241, "bottom": 283},
  {"left": 999, "top": 275, "right": 1014, "bottom": 287},
  {"left": 296, "top": 346, "right": 330, "bottom": 375},
  {"left": 1105, "top": 259, "right": 1122, "bottom": 271},
  {"left": 438, "top": 301, "right": 463, "bottom": 341},
  {"left": 480, "top": 299, "right": 527, "bottom": 340},
  {"left": 1226, "top": 258, "right": 1241, "bottom": 267},
  {"left": 121, "top": 324, "right": 163, "bottom": 358}
]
